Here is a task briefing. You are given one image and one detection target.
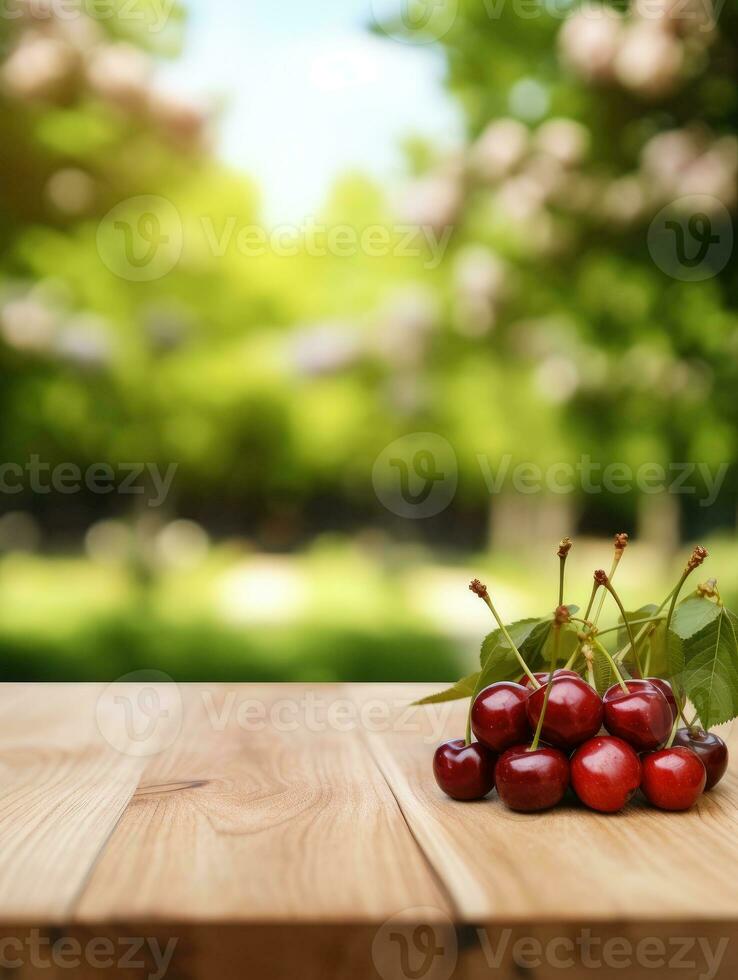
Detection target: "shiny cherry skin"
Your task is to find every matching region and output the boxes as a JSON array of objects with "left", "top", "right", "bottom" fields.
[
  {"left": 433, "top": 739, "right": 496, "bottom": 801},
  {"left": 525, "top": 676, "right": 603, "bottom": 749},
  {"left": 641, "top": 746, "right": 706, "bottom": 810},
  {"left": 646, "top": 678, "right": 678, "bottom": 721},
  {"left": 673, "top": 728, "right": 728, "bottom": 791},
  {"left": 570, "top": 736, "right": 641, "bottom": 813},
  {"left": 518, "top": 669, "right": 580, "bottom": 689},
  {"left": 471, "top": 681, "right": 530, "bottom": 752},
  {"left": 602, "top": 680, "right": 672, "bottom": 750},
  {"left": 495, "top": 744, "right": 570, "bottom": 812}
]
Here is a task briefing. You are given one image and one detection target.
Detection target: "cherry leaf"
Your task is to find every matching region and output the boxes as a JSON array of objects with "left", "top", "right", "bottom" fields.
[
  {"left": 414, "top": 672, "right": 480, "bottom": 706},
  {"left": 671, "top": 595, "right": 722, "bottom": 640},
  {"left": 676, "top": 608, "right": 738, "bottom": 729}
]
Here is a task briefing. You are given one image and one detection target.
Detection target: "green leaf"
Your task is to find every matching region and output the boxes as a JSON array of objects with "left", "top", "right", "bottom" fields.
[
  {"left": 544, "top": 621, "right": 580, "bottom": 666},
  {"left": 414, "top": 672, "right": 480, "bottom": 706},
  {"left": 475, "top": 617, "right": 550, "bottom": 695},
  {"left": 480, "top": 606, "right": 580, "bottom": 668},
  {"left": 676, "top": 609, "right": 738, "bottom": 728},
  {"left": 480, "top": 617, "right": 546, "bottom": 668},
  {"left": 475, "top": 607, "right": 583, "bottom": 695},
  {"left": 592, "top": 647, "right": 616, "bottom": 695},
  {"left": 665, "top": 628, "right": 685, "bottom": 680},
  {"left": 671, "top": 595, "right": 722, "bottom": 640},
  {"left": 591, "top": 643, "right": 632, "bottom": 695}
]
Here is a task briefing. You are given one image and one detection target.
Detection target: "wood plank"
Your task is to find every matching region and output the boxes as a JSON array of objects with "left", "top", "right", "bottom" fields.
[
  {"left": 351, "top": 684, "right": 738, "bottom": 924},
  {"left": 73, "top": 684, "right": 452, "bottom": 922},
  {"left": 0, "top": 684, "right": 150, "bottom": 922},
  {"left": 1, "top": 921, "right": 736, "bottom": 980}
]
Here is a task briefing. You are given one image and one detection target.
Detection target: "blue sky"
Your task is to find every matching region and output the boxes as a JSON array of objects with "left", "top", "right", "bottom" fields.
[{"left": 161, "top": 0, "right": 462, "bottom": 224}]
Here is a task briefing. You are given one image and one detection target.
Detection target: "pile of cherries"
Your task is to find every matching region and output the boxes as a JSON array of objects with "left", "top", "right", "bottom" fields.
[{"left": 434, "top": 670, "right": 728, "bottom": 812}]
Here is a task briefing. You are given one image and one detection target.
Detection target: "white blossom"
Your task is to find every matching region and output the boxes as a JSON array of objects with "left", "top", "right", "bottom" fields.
[
  {"left": 469, "top": 118, "right": 529, "bottom": 182},
  {"left": 614, "top": 22, "right": 684, "bottom": 98},
  {"left": 535, "top": 118, "right": 590, "bottom": 168},
  {"left": 559, "top": 5, "right": 623, "bottom": 82},
  {"left": 86, "top": 42, "right": 152, "bottom": 111},
  {"left": 2, "top": 32, "right": 77, "bottom": 101}
]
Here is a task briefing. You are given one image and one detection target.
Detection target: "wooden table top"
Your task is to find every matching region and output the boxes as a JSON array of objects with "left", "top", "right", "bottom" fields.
[{"left": 1, "top": 682, "right": 737, "bottom": 979}]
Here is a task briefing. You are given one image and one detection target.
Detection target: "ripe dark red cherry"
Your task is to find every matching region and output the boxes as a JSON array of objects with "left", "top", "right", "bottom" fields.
[
  {"left": 518, "top": 669, "right": 580, "bottom": 689},
  {"left": 641, "top": 746, "right": 706, "bottom": 810},
  {"left": 673, "top": 728, "right": 728, "bottom": 791},
  {"left": 471, "top": 681, "right": 530, "bottom": 752},
  {"left": 433, "top": 739, "right": 496, "bottom": 801},
  {"left": 495, "top": 744, "right": 570, "bottom": 812},
  {"left": 571, "top": 736, "right": 641, "bottom": 813},
  {"left": 525, "top": 676, "right": 603, "bottom": 749},
  {"left": 602, "top": 680, "right": 672, "bottom": 750},
  {"left": 646, "top": 678, "right": 678, "bottom": 721}
]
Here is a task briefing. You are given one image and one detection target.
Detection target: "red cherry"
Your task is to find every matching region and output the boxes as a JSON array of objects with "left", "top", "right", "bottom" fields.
[
  {"left": 641, "top": 746, "right": 706, "bottom": 810},
  {"left": 471, "top": 681, "right": 530, "bottom": 752},
  {"left": 495, "top": 744, "right": 570, "bottom": 812},
  {"left": 518, "top": 669, "right": 580, "bottom": 689},
  {"left": 433, "top": 739, "right": 496, "bottom": 801},
  {"left": 570, "top": 736, "right": 641, "bottom": 813},
  {"left": 602, "top": 679, "right": 672, "bottom": 750},
  {"left": 673, "top": 728, "right": 728, "bottom": 791},
  {"left": 525, "top": 676, "right": 603, "bottom": 749},
  {"left": 646, "top": 677, "right": 678, "bottom": 721}
]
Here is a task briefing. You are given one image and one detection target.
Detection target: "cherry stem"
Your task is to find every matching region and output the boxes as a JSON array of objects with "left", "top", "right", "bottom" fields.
[
  {"left": 665, "top": 569, "right": 692, "bottom": 636},
  {"left": 479, "top": 593, "right": 541, "bottom": 689},
  {"left": 592, "top": 553, "right": 622, "bottom": 627},
  {"left": 583, "top": 581, "right": 600, "bottom": 623},
  {"left": 596, "top": 616, "right": 664, "bottom": 638},
  {"left": 602, "top": 579, "right": 643, "bottom": 677},
  {"left": 464, "top": 670, "right": 489, "bottom": 746},
  {"left": 677, "top": 700, "right": 693, "bottom": 729},
  {"left": 665, "top": 712, "right": 680, "bottom": 749},
  {"left": 558, "top": 557, "right": 566, "bottom": 608},
  {"left": 464, "top": 672, "right": 482, "bottom": 745},
  {"left": 530, "top": 625, "right": 561, "bottom": 752},
  {"left": 613, "top": 587, "right": 677, "bottom": 666},
  {"left": 593, "top": 637, "right": 628, "bottom": 693},
  {"left": 644, "top": 631, "right": 653, "bottom": 677}
]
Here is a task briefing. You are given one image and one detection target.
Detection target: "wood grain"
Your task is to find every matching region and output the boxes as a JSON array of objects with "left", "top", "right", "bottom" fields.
[
  {"left": 0, "top": 684, "right": 147, "bottom": 921},
  {"left": 73, "top": 684, "right": 451, "bottom": 922},
  {"left": 2, "top": 682, "right": 738, "bottom": 980}
]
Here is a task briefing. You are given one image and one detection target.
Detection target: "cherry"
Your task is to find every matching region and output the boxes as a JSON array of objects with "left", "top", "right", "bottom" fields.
[
  {"left": 673, "top": 728, "right": 728, "bottom": 791},
  {"left": 471, "top": 681, "right": 530, "bottom": 752},
  {"left": 433, "top": 739, "right": 496, "bottom": 801},
  {"left": 518, "top": 669, "right": 580, "bottom": 689},
  {"left": 602, "top": 679, "right": 672, "bottom": 751},
  {"left": 641, "top": 746, "right": 706, "bottom": 810},
  {"left": 646, "top": 678, "right": 678, "bottom": 721},
  {"left": 525, "top": 676, "right": 603, "bottom": 749},
  {"left": 570, "top": 736, "right": 641, "bottom": 813},
  {"left": 495, "top": 744, "right": 570, "bottom": 812}
]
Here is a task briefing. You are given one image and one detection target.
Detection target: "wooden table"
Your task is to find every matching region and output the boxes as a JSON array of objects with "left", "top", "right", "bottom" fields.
[{"left": 1, "top": 683, "right": 737, "bottom": 979}]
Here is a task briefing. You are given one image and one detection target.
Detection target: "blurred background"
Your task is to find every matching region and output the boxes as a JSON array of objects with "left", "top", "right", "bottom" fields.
[{"left": 0, "top": 0, "right": 737, "bottom": 682}]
